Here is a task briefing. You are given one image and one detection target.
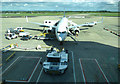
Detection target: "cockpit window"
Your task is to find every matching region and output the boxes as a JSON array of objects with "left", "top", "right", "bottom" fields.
[
  {"left": 47, "top": 57, "right": 60, "bottom": 62},
  {"left": 57, "top": 31, "right": 61, "bottom": 33},
  {"left": 57, "top": 31, "right": 66, "bottom": 33}
]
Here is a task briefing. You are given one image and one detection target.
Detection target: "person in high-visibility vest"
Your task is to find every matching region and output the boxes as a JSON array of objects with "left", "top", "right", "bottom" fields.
[{"left": 10, "top": 44, "right": 14, "bottom": 48}]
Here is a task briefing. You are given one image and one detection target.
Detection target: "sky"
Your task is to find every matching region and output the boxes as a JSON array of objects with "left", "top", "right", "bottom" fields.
[
  {"left": 1, "top": 0, "right": 120, "bottom": 3},
  {"left": 1, "top": 0, "right": 119, "bottom": 11}
]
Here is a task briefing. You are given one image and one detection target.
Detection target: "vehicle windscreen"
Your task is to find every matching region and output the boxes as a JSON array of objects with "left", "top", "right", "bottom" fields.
[{"left": 47, "top": 57, "right": 60, "bottom": 62}]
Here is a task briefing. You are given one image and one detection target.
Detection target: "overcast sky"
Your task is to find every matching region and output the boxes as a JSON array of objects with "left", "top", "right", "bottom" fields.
[{"left": 1, "top": 0, "right": 120, "bottom": 3}]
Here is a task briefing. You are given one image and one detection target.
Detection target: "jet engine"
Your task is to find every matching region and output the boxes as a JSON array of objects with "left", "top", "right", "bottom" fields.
[
  {"left": 48, "top": 30, "right": 52, "bottom": 33},
  {"left": 70, "top": 28, "right": 80, "bottom": 36},
  {"left": 47, "top": 26, "right": 52, "bottom": 33},
  {"left": 74, "top": 28, "right": 80, "bottom": 35}
]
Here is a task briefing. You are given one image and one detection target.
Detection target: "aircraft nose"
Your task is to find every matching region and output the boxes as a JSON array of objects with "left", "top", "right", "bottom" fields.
[{"left": 58, "top": 36, "right": 63, "bottom": 41}]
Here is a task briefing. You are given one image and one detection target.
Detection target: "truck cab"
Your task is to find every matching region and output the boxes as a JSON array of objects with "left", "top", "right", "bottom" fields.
[{"left": 43, "top": 48, "right": 68, "bottom": 74}]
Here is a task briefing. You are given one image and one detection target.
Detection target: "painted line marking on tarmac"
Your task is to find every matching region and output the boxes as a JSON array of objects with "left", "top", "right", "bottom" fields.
[
  {"left": 0, "top": 63, "right": 2, "bottom": 71},
  {"left": 71, "top": 51, "right": 76, "bottom": 84},
  {"left": 80, "top": 58, "right": 95, "bottom": 60},
  {"left": 2, "top": 56, "right": 39, "bottom": 75},
  {"left": 36, "top": 67, "right": 43, "bottom": 84},
  {"left": 0, "top": 66, "right": 2, "bottom": 74},
  {"left": 0, "top": 67, "right": 2, "bottom": 71},
  {"left": 27, "top": 57, "right": 42, "bottom": 82},
  {"left": 6, "top": 80, "right": 28, "bottom": 83},
  {"left": 3, "top": 56, "right": 42, "bottom": 83},
  {"left": 94, "top": 59, "right": 109, "bottom": 84},
  {"left": 6, "top": 52, "right": 16, "bottom": 61},
  {"left": 21, "top": 56, "right": 40, "bottom": 59},
  {"left": 1, "top": 56, "right": 21, "bottom": 75},
  {"left": 79, "top": 59, "right": 87, "bottom": 84}
]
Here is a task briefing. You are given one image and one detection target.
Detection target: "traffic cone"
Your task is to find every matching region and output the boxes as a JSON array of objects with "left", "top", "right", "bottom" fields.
[{"left": 16, "top": 43, "right": 18, "bottom": 47}]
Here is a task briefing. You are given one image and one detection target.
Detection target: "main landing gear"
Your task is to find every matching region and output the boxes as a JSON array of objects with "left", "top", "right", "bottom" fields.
[{"left": 60, "top": 41, "right": 63, "bottom": 45}]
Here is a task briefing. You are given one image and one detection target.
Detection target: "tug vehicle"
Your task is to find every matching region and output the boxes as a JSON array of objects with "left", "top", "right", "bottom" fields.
[
  {"left": 20, "top": 35, "right": 32, "bottom": 40},
  {"left": 43, "top": 48, "right": 68, "bottom": 74}
]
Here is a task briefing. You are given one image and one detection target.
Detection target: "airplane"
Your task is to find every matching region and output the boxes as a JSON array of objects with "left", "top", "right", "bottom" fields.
[{"left": 26, "top": 12, "right": 103, "bottom": 45}]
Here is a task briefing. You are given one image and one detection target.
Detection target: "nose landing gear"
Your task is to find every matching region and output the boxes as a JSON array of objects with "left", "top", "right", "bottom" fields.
[{"left": 60, "top": 41, "right": 63, "bottom": 45}]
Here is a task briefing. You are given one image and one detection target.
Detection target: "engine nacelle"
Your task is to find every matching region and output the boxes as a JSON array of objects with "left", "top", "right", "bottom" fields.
[
  {"left": 46, "top": 26, "right": 52, "bottom": 33},
  {"left": 74, "top": 28, "right": 80, "bottom": 35},
  {"left": 48, "top": 30, "right": 52, "bottom": 33}
]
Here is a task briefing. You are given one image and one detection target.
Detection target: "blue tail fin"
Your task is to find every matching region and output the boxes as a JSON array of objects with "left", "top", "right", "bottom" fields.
[{"left": 63, "top": 9, "right": 65, "bottom": 17}]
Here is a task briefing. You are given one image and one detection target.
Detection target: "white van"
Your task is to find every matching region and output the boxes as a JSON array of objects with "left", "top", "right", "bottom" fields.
[{"left": 19, "top": 32, "right": 30, "bottom": 37}]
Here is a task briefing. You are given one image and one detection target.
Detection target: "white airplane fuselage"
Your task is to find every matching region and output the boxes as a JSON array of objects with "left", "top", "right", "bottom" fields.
[{"left": 55, "top": 17, "right": 68, "bottom": 42}]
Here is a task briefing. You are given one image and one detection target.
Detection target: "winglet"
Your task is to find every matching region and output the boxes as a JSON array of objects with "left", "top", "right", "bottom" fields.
[{"left": 26, "top": 16, "right": 28, "bottom": 22}]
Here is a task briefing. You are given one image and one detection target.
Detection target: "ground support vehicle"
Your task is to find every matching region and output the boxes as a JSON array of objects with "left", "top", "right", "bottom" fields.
[{"left": 43, "top": 48, "right": 68, "bottom": 74}]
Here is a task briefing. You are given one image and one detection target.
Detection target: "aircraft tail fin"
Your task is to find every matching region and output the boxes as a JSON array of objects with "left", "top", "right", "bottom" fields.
[
  {"left": 26, "top": 16, "right": 29, "bottom": 22},
  {"left": 63, "top": 9, "right": 65, "bottom": 17}
]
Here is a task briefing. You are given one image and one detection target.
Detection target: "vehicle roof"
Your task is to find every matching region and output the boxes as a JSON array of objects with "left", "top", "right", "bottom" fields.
[
  {"left": 6, "top": 33, "right": 15, "bottom": 34},
  {"left": 47, "top": 52, "right": 60, "bottom": 58}
]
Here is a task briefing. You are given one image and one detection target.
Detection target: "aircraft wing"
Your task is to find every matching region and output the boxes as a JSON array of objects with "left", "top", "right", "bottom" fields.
[
  {"left": 26, "top": 16, "right": 56, "bottom": 28},
  {"left": 68, "top": 24, "right": 88, "bottom": 29},
  {"left": 68, "top": 17, "right": 103, "bottom": 29},
  {"left": 87, "top": 17, "right": 103, "bottom": 24}
]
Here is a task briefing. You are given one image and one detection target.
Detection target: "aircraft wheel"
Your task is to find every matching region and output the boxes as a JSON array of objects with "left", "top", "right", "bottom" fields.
[
  {"left": 75, "top": 32, "right": 79, "bottom": 36},
  {"left": 60, "top": 42, "right": 63, "bottom": 45}
]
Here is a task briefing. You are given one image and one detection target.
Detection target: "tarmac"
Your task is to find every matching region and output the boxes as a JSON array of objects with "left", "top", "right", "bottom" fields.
[{"left": 1, "top": 15, "right": 119, "bottom": 83}]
